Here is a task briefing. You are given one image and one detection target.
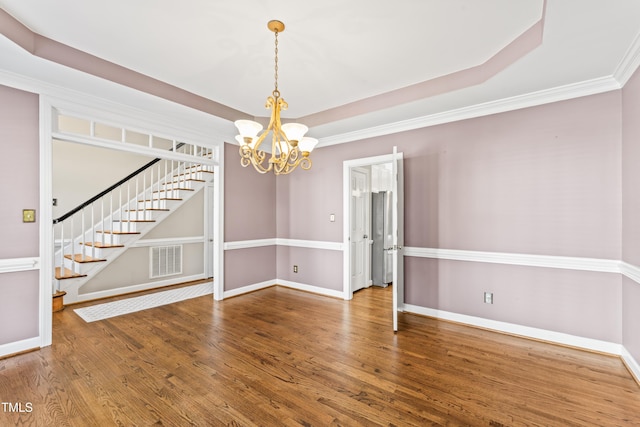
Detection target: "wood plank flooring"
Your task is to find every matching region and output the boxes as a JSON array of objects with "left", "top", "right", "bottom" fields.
[{"left": 1, "top": 285, "right": 639, "bottom": 426}]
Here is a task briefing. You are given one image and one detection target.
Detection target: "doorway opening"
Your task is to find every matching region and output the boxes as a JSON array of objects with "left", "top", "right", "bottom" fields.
[
  {"left": 39, "top": 99, "right": 224, "bottom": 348},
  {"left": 343, "top": 149, "right": 404, "bottom": 330}
]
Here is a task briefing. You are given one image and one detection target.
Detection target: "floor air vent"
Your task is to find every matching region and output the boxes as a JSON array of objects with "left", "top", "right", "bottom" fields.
[{"left": 150, "top": 245, "right": 183, "bottom": 278}]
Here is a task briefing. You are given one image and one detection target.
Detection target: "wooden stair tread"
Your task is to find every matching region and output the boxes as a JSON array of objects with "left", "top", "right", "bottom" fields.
[
  {"left": 113, "top": 220, "right": 156, "bottom": 223},
  {"left": 64, "top": 254, "right": 106, "bottom": 263},
  {"left": 55, "top": 267, "right": 87, "bottom": 280},
  {"left": 96, "top": 231, "right": 141, "bottom": 235},
  {"left": 126, "top": 208, "right": 169, "bottom": 212},
  {"left": 172, "top": 178, "right": 206, "bottom": 183},
  {"left": 138, "top": 198, "right": 183, "bottom": 202},
  {"left": 154, "top": 188, "right": 194, "bottom": 192},
  {"left": 80, "top": 242, "right": 124, "bottom": 248}
]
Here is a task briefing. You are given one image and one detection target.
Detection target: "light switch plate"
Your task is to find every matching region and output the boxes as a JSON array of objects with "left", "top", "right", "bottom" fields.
[{"left": 23, "top": 209, "right": 36, "bottom": 223}]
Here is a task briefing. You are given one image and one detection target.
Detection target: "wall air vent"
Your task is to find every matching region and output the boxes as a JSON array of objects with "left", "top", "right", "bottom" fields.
[{"left": 150, "top": 245, "right": 183, "bottom": 278}]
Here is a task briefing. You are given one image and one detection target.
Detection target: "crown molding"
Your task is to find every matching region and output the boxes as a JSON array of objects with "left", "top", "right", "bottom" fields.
[
  {"left": 614, "top": 29, "right": 640, "bottom": 87},
  {"left": 0, "top": 69, "right": 232, "bottom": 145},
  {"left": 318, "top": 76, "right": 621, "bottom": 147}
]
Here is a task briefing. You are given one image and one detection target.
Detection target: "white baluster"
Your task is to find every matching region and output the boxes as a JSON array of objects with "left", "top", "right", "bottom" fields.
[
  {"left": 101, "top": 198, "right": 105, "bottom": 247},
  {"left": 90, "top": 203, "right": 95, "bottom": 259},
  {"left": 118, "top": 187, "right": 123, "bottom": 233},
  {"left": 59, "top": 223, "right": 64, "bottom": 278},
  {"left": 127, "top": 181, "right": 131, "bottom": 233},
  {"left": 81, "top": 208, "right": 86, "bottom": 261},
  {"left": 135, "top": 176, "right": 139, "bottom": 222},
  {"left": 170, "top": 160, "right": 174, "bottom": 199},
  {"left": 164, "top": 160, "right": 168, "bottom": 200},
  {"left": 143, "top": 172, "right": 147, "bottom": 212},
  {"left": 110, "top": 193, "right": 114, "bottom": 240},
  {"left": 70, "top": 216, "right": 76, "bottom": 274}
]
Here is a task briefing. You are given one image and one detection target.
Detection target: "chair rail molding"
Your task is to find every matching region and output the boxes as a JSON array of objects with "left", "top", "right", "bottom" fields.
[
  {"left": 405, "top": 247, "right": 621, "bottom": 274},
  {"left": 224, "top": 238, "right": 342, "bottom": 251},
  {"left": 0, "top": 257, "right": 40, "bottom": 274}
]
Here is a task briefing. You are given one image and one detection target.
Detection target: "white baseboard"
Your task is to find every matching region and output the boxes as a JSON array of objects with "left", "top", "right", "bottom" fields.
[
  {"left": 404, "top": 304, "right": 623, "bottom": 356},
  {"left": 622, "top": 346, "right": 640, "bottom": 384},
  {"left": 223, "top": 279, "right": 277, "bottom": 299},
  {"left": 222, "top": 278, "right": 344, "bottom": 300},
  {"left": 276, "top": 279, "right": 345, "bottom": 299},
  {"left": 76, "top": 274, "right": 206, "bottom": 303},
  {"left": 0, "top": 336, "right": 40, "bottom": 359}
]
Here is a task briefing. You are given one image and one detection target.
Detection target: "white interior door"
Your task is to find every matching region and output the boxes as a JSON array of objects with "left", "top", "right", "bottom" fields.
[
  {"left": 392, "top": 147, "right": 405, "bottom": 332},
  {"left": 350, "top": 167, "right": 371, "bottom": 293}
]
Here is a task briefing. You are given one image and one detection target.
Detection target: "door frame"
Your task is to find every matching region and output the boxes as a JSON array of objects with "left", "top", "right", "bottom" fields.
[
  {"left": 343, "top": 153, "right": 402, "bottom": 300},
  {"left": 38, "top": 95, "right": 225, "bottom": 348}
]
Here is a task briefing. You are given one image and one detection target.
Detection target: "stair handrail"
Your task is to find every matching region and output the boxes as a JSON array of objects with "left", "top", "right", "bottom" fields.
[{"left": 53, "top": 143, "right": 186, "bottom": 224}]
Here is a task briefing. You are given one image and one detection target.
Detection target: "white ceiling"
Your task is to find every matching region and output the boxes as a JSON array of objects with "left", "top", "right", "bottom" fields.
[{"left": 0, "top": 1, "right": 639, "bottom": 141}]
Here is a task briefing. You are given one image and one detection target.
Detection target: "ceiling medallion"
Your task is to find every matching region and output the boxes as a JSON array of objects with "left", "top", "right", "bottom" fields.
[{"left": 234, "top": 20, "right": 318, "bottom": 175}]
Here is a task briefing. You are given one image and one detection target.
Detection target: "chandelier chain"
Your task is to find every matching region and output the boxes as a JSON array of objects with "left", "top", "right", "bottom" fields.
[{"left": 273, "top": 29, "right": 280, "bottom": 98}]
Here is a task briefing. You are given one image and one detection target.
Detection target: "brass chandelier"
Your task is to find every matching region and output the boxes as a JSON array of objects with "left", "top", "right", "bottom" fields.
[{"left": 234, "top": 20, "right": 318, "bottom": 175}]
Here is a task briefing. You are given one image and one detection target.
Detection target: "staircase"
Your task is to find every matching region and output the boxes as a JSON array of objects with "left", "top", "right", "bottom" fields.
[{"left": 54, "top": 156, "right": 213, "bottom": 304}]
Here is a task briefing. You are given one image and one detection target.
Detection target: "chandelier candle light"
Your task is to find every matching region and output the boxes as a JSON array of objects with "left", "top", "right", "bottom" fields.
[{"left": 234, "top": 20, "right": 318, "bottom": 175}]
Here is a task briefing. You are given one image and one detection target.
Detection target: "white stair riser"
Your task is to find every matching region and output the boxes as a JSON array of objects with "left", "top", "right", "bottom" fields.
[
  {"left": 173, "top": 172, "right": 213, "bottom": 182},
  {"left": 122, "top": 211, "right": 158, "bottom": 221},
  {"left": 138, "top": 200, "right": 180, "bottom": 209},
  {"left": 150, "top": 189, "right": 188, "bottom": 199},
  {"left": 62, "top": 258, "right": 104, "bottom": 275},
  {"left": 93, "top": 233, "right": 131, "bottom": 245}
]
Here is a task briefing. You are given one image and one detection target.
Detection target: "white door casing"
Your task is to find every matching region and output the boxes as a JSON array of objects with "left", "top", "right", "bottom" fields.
[{"left": 205, "top": 182, "right": 215, "bottom": 279}]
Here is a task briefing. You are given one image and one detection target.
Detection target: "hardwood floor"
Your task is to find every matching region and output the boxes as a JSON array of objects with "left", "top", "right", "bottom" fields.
[{"left": 1, "top": 285, "right": 639, "bottom": 426}]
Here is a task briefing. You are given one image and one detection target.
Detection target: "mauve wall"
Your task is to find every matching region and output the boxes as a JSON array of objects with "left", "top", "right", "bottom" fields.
[
  {"left": 0, "top": 85, "right": 40, "bottom": 346},
  {"left": 279, "top": 91, "right": 623, "bottom": 342},
  {"left": 622, "top": 65, "right": 640, "bottom": 360},
  {"left": 224, "top": 143, "right": 277, "bottom": 291}
]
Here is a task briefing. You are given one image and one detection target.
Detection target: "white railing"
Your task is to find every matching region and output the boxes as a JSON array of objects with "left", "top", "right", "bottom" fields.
[{"left": 53, "top": 146, "right": 213, "bottom": 291}]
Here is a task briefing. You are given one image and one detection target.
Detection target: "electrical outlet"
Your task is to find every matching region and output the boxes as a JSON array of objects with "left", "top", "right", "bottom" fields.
[
  {"left": 293, "top": 265, "right": 298, "bottom": 273},
  {"left": 484, "top": 292, "right": 493, "bottom": 304}
]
